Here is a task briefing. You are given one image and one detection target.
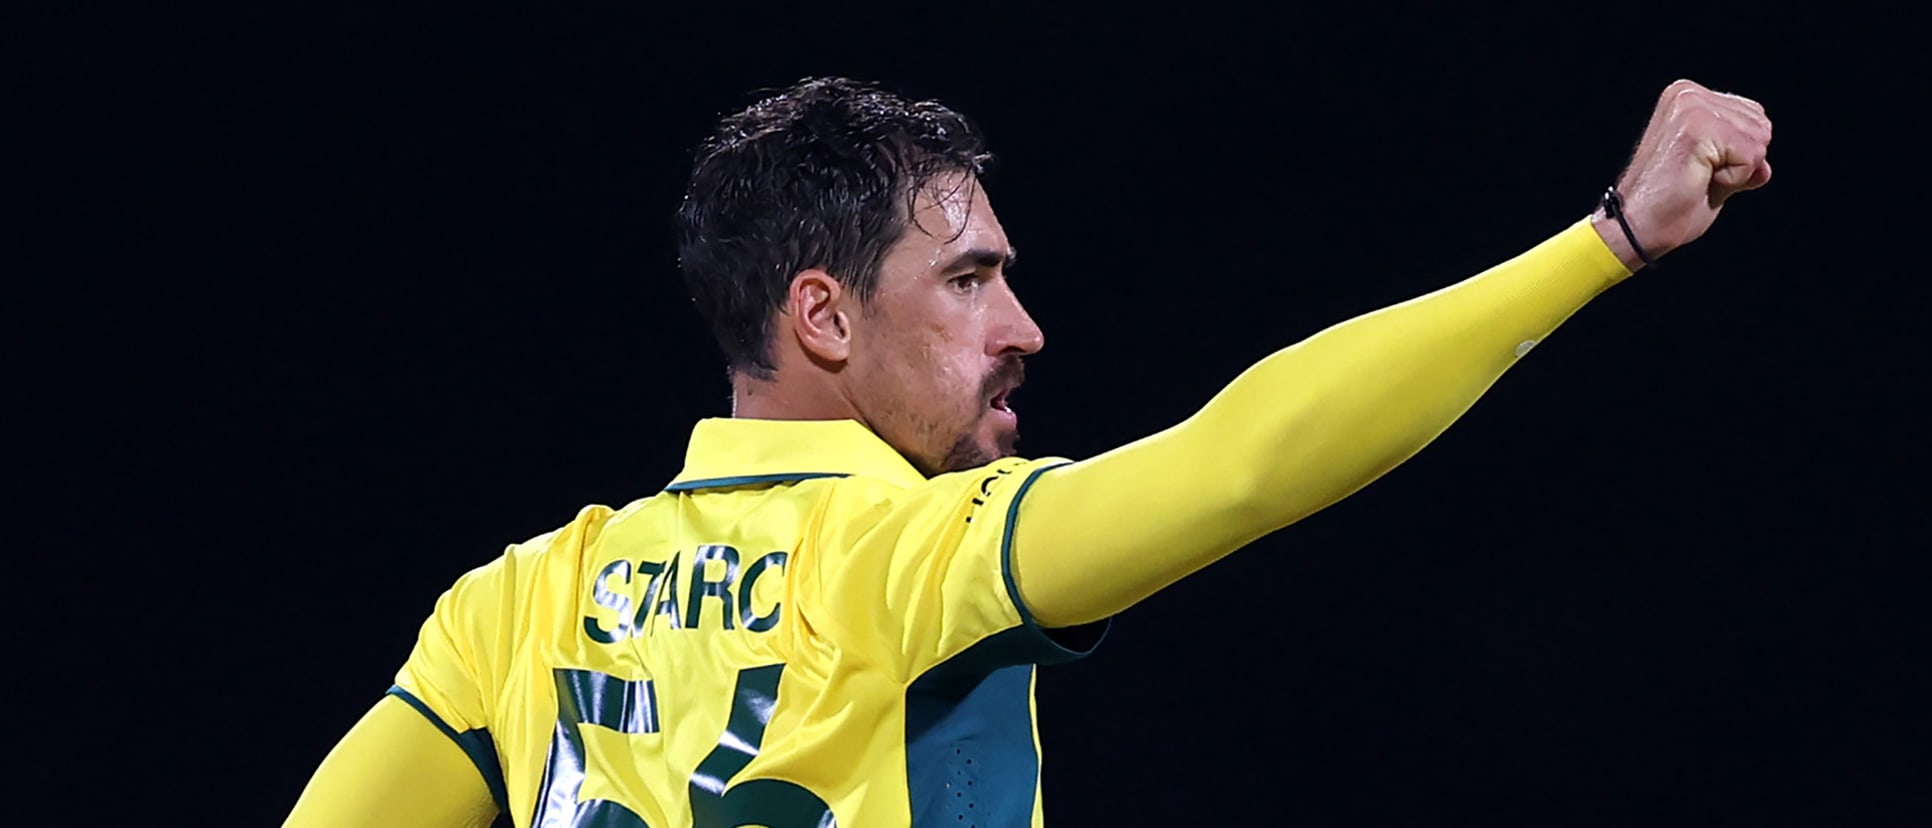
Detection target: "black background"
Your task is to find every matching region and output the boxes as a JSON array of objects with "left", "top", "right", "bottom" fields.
[{"left": 8, "top": 3, "right": 1923, "bottom": 826}]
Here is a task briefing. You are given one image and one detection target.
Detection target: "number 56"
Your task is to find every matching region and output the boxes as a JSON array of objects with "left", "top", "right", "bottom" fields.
[{"left": 532, "top": 665, "right": 836, "bottom": 828}]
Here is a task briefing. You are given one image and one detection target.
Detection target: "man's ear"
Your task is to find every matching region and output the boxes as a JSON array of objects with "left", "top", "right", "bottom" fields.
[{"left": 787, "top": 269, "right": 851, "bottom": 364}]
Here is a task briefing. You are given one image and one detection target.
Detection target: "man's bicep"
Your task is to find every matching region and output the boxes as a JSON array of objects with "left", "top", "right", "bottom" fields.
[
  {"left": 284, "top": 695, "right": 498, "bottom": 828},
  {"left": 395, "top": 552, "right": 520, "bottom": 738},
  {"left": 1009, "top": 425, "right": 1272, "bottom": 629}
]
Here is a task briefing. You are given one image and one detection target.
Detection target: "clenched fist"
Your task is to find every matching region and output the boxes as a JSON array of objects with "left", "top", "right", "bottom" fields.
[{"left": 1594, "top": 79, "right": 1774, "bottom": 271}]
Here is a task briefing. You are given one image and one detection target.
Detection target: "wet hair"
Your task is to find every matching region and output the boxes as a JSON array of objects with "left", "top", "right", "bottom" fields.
[{"left": 675, "top": 76, "right": 994, "bottom": 378}]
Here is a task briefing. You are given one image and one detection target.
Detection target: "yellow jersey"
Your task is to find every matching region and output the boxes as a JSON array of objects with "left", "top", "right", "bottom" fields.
[
  {"left": 389, "top": 417, "right": 1110, "bottom": 828},
  {"left": 289, "top": 218, "right": 1636, "bottom": 828}
]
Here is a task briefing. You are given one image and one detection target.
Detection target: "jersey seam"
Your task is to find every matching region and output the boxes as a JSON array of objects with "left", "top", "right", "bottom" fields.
[
  {"left": 998, "top": 461, "right": 1108, "bottom": 662},
  {"left": 664, "top": 471, "right": 849, "bottom": 492},
  {"left": 385, "top": 685, "right": 510, "bottom": 813}
]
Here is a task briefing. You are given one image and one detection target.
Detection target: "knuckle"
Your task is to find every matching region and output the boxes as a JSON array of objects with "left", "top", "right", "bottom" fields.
[
  {"left": 1668, "top": 86, "right": 1706, "bottom": 113},
  {"left": 1725, "top": 94, "right": 1768, "bottom": 120}
]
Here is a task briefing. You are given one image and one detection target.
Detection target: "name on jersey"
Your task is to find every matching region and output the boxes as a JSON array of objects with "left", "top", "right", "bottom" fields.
[{"left": 582, "top": 544, "right": 787, "bottom": 643}]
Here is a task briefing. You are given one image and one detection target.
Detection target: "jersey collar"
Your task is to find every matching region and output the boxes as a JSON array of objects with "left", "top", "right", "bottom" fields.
[{"left": 665, "top": 418, "right": 928, "bottom": 492}]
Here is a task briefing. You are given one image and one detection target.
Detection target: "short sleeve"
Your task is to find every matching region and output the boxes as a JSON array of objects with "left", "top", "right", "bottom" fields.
[
  {"left": 386, "top": 549, "right": 524, "bottom": 812},
  {"left": 806, "top": 456, "right": 1109, "bottom": 682}
]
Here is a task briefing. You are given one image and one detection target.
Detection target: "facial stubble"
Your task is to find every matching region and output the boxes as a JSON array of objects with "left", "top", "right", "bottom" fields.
[{"left": 935, "top": 356, "right": 1026, "bottom": 474}]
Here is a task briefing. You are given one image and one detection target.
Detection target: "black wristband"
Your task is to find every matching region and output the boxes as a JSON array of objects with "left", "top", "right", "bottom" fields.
[{"left": 1599, "top": 186, "right": 1657, "bottom": 270}]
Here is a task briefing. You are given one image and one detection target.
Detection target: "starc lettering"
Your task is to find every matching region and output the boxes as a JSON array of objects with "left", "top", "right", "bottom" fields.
[{"left": 582, "top": 545, "right": 788, "bottom": 642}]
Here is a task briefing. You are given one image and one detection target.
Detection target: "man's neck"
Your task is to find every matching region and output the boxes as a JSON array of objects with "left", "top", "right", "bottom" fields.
[{"left": 729, "top": 371, "right": 863, "bottom": 425}]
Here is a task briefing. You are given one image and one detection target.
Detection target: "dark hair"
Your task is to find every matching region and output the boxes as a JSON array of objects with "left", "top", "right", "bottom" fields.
[{"left": 675, "top": 76, "right": 994, "bottom": 378}]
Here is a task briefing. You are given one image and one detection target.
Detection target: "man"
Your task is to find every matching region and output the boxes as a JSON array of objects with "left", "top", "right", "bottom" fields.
[{"left": 285, "top": 76, "right": 1772, "bottom": 827}]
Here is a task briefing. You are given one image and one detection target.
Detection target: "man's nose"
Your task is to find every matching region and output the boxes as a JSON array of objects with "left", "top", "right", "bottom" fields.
[{"left": 991, "top": 282, "right": 1045, "bottom": 356}]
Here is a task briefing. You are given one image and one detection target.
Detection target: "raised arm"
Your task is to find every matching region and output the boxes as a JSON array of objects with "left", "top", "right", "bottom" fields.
[{"left": 1011, "top": 79, "right": 1773, "bottom": 628}]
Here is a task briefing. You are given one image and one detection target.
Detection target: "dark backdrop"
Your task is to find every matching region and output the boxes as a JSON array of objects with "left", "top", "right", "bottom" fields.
[{"left": 8, "top": 4, "right": 1922, "bottom": 826}]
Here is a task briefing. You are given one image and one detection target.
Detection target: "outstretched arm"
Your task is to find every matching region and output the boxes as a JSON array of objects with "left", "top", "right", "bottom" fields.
[
  {"left": 1011, "top": 79, "right": 1773, "bottom": 628},
  {"left": 284, "top": 695, "right": 499, "bottom": 828}
]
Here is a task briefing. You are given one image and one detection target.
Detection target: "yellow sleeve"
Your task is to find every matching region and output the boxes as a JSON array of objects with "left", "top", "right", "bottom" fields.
[
  {"left": 283, "top": 695, "right": 499, "bottom": 828},
  {"left": 386, "top": 543, "right": 538, "bottom": 813},
  {"left": 805, "top": 456, "right": 1106, "bottom": 682},
  {"left": 1013, "top": 219, "right": 1632, "bottom": 627}
]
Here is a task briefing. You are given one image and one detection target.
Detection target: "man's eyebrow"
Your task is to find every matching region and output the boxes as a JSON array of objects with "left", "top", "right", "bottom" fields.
[{"left": 938, "top": 246, "right": 1019, "bottom": 273}]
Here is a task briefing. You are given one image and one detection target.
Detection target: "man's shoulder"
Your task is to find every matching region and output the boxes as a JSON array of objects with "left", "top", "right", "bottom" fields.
[
  {"left": 812, "top": 454, "right": 1073, "bottom": 534},
  {"left": 505, "top": 501, "right": 626, "bottom": 556},
  {"left": 856, "top": 455, "right": 1071, "bottom": 496},
  {"left": 441, "top": 497, "right": 658, "bottom": 588}
]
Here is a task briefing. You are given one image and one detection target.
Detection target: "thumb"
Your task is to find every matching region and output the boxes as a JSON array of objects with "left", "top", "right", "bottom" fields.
[
  {"left": 1710, "top": 158, "right": 1772, "bottom": 207},
  {"left": 1712, "top": 162, "right": 1757, "bottom": 189},
  {"left": 1707, "top": 137, "right": 1770, "bottom": 201}
]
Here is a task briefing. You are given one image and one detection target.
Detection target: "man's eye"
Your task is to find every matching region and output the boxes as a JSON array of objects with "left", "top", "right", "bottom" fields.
[{"left": 949, "top": 274, "right": 980, "bottom": 292}]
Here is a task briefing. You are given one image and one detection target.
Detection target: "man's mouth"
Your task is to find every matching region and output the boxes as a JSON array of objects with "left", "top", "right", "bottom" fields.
[{"left": 983, "top": 358, "right": 1025, "bottom": 425}]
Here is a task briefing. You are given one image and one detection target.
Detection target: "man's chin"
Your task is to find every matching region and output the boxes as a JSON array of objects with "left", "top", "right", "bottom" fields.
[
  {"left": 978, "top": 414, "right": 1022, "bottom": 461},
  {"left": 936, "top": 428, "right": 1017, "bottom": 474},
  {"left": 993, "top": 423, "right": 1019, "bottom": 459}
]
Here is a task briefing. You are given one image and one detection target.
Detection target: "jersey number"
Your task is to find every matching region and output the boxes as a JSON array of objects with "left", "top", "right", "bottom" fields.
[{"left": 532, "top": 665, "right": 836, "bottom": 828}]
